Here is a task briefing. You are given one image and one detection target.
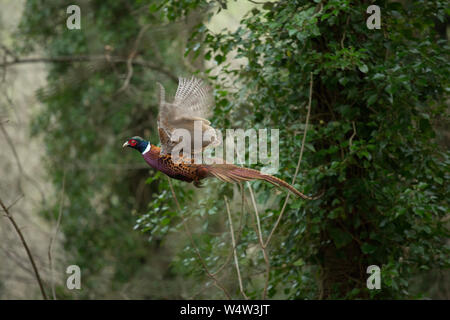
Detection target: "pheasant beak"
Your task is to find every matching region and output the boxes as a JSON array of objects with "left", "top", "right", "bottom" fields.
[{"left": 122, "top": 141, "right": 129, "bottom": 148}]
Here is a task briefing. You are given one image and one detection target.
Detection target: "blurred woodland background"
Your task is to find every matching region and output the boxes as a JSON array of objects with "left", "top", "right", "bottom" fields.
[{"left": 0, "top": 0, "right": 448, "bottom": 299}]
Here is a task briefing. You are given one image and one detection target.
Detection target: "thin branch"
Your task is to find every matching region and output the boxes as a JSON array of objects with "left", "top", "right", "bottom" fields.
[
  {"left": 349, "top": 121, "right": 356, "bottom": 150},
  {"left": 0, "top": 121, "right": 46, "bottom": 203},
  {"left": 224, "top": 196, "right": 248, "bottom": 300},
  {"left": 167, "top": 177, "right": 231, "bottom": 299},
  {"left": 6, "top": 194, "right": 24, "bottom": 211},
  {"left": 0, "top": 196, "right": 48, "bottom": 299},
  {"left": 234, "top": 149, "right": 270, "bottom": 299},
  {"left": 48, "top": 169, "right": 66, "bottom": 300},
  {"left": 211, "top": 183, "right": 246, "bottom": 276},
  {"left": 68, "top": 162, "right": 150, "bottom": 170},
  {"left": 265, "top": 72, "right": 314, "bottom": 247},
  {"left": 0, "top": 44, "right": 17, "bottom": 59},
  {"left": 0, "top": 245, "right": 34, "bottom": 276},
  {"left": 248, "top": 0, "right": 267, "bottom": 4},
  {"left": 189, "top": 273, "right": 228, "bottom": 299},
  {"left": 246, "top": 182, "right": 270, "bottom": 300},
  {"left": 315, "top": 2, "right": 324, "bottom": 15},
  {"left": 117, "top": 52, "right": 137, "bottom": 93},
  {"left": 341, "top": 15, "right": 351, "bottom": 49},
  {"left": 0, "top": 122, "right": 25, "bottom": 188},
  {"left": 0, "top": 55, "right": 178, "bottom": 83},
  {"left": 117, "top": 24, "right": 152, "bottom": 93}
]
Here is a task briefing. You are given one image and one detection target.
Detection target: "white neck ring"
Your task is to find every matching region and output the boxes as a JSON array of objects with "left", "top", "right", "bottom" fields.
[{"left": 142, "top": 143, "right": 151, "bottom": 154}]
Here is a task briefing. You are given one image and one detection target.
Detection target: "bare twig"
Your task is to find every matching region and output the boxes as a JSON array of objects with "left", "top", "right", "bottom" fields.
[
  {"left": 0, "top": 196, "right": 48, "bottom": 299},
  {"left": 0, "top": 245, "right": 34, "bottom": 276},
  {"left": 167, "top": 178, "right": 231, "bottom": 299},
  {"left": 0, "top": 44, "right": 17, "bottom": 59},
  {"left": 224, "top": 196, "right": 248, "bottom": 299},
  {"left": 248, "top": 0, "right": 267, "bottom": 4},
  {"left": 117, "top": 52, "right": 137, "bottom": 93},
  {"left": 246, "top": 182, "right": 270, "bottom": 299},
  {"left": 265, "top": 72, "right": 314, "bottom": 247},
  {"left": 48, "top": 170, "right": 66, "bottom": 300},
  {"left": 117, "top": 24, "right": 152, "bottom": 93},
  {"left": 6, "top": 194, "right": 24, "bottom": 211},
  {"left": 234, "top": 149, "right": 270, "bottom": 299},
  {"left": 0, "top": 121, "right": 47, "bottom": 203},
  {"left": 211, "top": 183, "right": 246, "bottom": 276},
  {"left": 68, "top": 162, "right": 150, "bottom": 170},
  {"left": 315, "top": 2, "right": 324, "bottom": 15}
]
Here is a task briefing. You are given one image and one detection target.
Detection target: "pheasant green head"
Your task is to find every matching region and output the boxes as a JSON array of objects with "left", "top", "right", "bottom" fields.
[{"left": 122, "top": 136, "right": 150, "bottom": 153}]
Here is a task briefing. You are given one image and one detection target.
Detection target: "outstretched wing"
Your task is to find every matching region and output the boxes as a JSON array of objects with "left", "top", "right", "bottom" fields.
[
  {"left": 157, "top": 77, "right": 220, "bottom": 155},
  {"left": 173, "top": 77, "right": 214, "bottom": 119}
]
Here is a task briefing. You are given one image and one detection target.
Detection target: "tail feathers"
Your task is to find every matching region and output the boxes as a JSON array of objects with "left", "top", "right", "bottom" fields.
[{"left": 208, "top": 165, "right": 322, "bottom": 200}]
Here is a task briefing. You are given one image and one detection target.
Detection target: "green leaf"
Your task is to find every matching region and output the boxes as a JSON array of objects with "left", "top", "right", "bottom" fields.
[
  {"left": 434, "top": 176, "right": 443, "bottom": 185},
  {"left": 358, "top": 64, "right": 369, "bottom": 73},
  {"left": 361, "top": 243, "right": 377, "bottom": 254},
  {"left": 293, "top": 258, "right": 304, "bottom": 267},
  {"left": 329, "top": 227, "right": 353, "bottom": 248},
  {"left": 305, "top": 143, "right": 316, "bottom": 152},
  {"left": 367, "top": 94, "right": 378, "bottom": 106},
  {"left": 149, "top": 3, "right": 160, "bottom": 13},
  {"left": 288, "top": 28, "right": 297, "bottom": 37}
]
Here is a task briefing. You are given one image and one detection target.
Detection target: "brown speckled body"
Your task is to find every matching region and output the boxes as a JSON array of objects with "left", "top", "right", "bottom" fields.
[
  {"left": 142, "top": 145, "right": 209, "bottom": 186},
  {"left": 140, "top": 145, "right": 320, "bottom": 199}
]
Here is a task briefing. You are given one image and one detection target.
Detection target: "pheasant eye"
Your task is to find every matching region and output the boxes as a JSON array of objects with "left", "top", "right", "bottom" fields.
[{"left": 129, "top": 139, "right": 137, "bottom": 146}]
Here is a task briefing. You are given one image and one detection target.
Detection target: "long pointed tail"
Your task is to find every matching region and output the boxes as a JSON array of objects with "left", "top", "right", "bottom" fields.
[{"left": 207, "top": 164, "right": 322, "bottom": 200}]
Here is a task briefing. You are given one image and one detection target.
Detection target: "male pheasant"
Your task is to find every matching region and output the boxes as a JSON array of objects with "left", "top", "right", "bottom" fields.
[{"left": 123, "top": 77, "right": 320, "bottom": 200}]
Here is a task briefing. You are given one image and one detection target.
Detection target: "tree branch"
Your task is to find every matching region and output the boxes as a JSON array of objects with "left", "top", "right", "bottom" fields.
[
  {"left": 349, "top": 121, "right": 357, "bottom": 150},
  {"left": 246, "top": 182, "right": 270, "bottom": 300},
  {"left": 265, "top": 72, "right": 314, "bottom": 247},
  {"left": 117, "top": 24, "right": 153, "bottom": 93},
  {"left": 224, "top": 195, "right": 248, "bottom": 300},
  {"left": 0, "top": 196, "right": 48, "bottom": 299},
  {"left": 0, "top": 121, "right": 47, "bottom": 204},
  {"left": 211, "top": 183, "right": 246, "bottom": 277},
  {"left": 0, "top": 55, "right": 178, "bottom": 83}
]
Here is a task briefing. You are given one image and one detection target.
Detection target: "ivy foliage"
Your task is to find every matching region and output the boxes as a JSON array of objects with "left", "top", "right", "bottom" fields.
[{"left": 138, "top": 0, "right": 449, "bottom": 299}]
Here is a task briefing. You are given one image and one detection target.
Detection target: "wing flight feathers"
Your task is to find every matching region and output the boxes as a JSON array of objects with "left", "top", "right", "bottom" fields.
[{"left": 157, "top": 76, "right": 219, "bottom": 155}]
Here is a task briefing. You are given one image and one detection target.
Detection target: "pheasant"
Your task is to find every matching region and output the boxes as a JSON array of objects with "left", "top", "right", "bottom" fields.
[{"left": 123, "top": 76, "right": 320, "bottom": 200}]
